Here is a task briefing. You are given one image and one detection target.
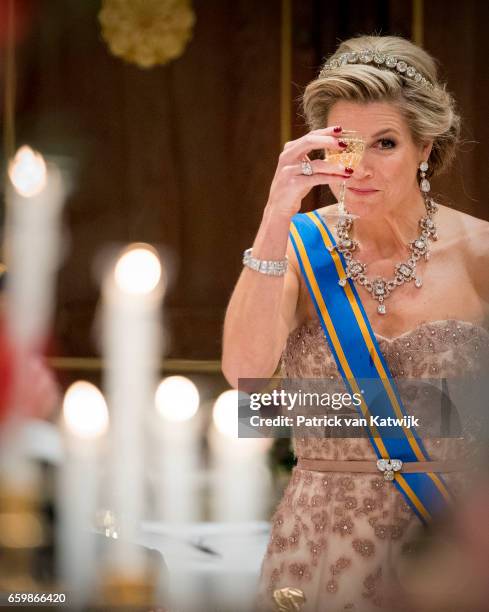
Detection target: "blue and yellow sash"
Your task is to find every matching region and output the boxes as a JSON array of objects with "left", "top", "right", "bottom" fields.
[{"left": 289, "top": 210, "right": 451, "bottom": 524}]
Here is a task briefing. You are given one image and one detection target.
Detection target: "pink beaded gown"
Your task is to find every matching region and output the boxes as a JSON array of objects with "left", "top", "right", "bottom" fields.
[{"left": 255, "top": 318, "right": 489, "bottom": 612}]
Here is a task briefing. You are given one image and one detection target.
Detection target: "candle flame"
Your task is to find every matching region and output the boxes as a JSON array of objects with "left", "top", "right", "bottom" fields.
[
  {"left": 63, "top": 381, "right": 109, "bottom": 439},
  {"left": 114, "top": 244, "right": 162, "bottom": 295},
  {"left": 8, "top": 145, "right": 47, "bottom": 197},
  {"left": 213, "top": 390, "right": 240, "bottom": 438},
  {"left": 156, "top": 376, "right": 200, "bottom": 422}
]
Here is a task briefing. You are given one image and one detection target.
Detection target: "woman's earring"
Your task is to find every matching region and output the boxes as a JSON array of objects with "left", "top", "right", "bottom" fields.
[{"left": 419, "top": 161, "right": 430, "bottom": 195}]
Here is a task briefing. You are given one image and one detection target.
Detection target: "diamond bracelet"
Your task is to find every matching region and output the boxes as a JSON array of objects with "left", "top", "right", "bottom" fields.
[{"left": 242, "top": 248, "right": 288, "bottom": 276}]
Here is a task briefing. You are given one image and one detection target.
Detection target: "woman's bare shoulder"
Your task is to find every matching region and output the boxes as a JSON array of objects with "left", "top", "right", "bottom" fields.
[
  {"left": 444, "top": 203, "right": 489, "bottom": 225},
  {"left": 442, "top": 204, "right": 489, "bottom": 249},
  {"left": 442, "top": 205, "right": 489, "bottom": 304}
]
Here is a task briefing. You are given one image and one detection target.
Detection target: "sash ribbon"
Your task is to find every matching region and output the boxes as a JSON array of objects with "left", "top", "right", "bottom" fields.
[{"left": 289, "top": 210, "right": 452, "bottom": 524}]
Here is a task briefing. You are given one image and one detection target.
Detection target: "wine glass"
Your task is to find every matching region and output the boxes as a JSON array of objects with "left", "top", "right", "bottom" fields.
[{"left": 322, "top": 129, "right": 366, "bottom": 220}]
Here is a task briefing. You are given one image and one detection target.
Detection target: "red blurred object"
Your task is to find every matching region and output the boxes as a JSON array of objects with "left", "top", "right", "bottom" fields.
[
  {"left": 0, "top": 0, "right": 37, "bottom": 48},
  {"left": 0, "top": 322, "right": 14, "bottom": 426},
  {"left": 0, "top": 320, "right": 61, "bottom": 427}
]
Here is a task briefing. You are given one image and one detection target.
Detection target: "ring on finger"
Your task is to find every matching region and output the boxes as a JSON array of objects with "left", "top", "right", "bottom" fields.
[{"left": 301, "top": 158, "right": 314, "bottom": 176}]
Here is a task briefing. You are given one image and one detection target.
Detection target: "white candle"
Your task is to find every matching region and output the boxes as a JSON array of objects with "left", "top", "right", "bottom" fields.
[
  {"left": 210, "top": 390, "right": 271, "bottom": 522},
  {"left": 102, "top": 244, "right": 164, "bottom": 577},
  {"left": 209, "top": 390, "right": 272, "bottom": 611},
  {"left": 58, "top": 381, "right": 109, "bottom": 608},
  {"left": 154, "top": 375, "right": 200, "bottom": 524},
  {"left": 5, "top": 145, "right": 65, "bottom": 351},
  {"left": 154, "top": 375, "right": 201, "bottom": 612},
  {"left": 0, "top": 145, "right": 65, "bottom": 481}
]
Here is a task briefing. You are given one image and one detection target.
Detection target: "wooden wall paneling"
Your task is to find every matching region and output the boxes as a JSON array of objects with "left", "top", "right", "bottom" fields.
[
  {"left": 22, "top": 0, "right": 283, "bottom": 360},
  {"left": 25, "top": 1, "right": 135, "bottom": 357},
  {"left": 424, "top": 0, "right": 488, "bottom": 219},
  {"left": 166, "top": 0, "right": 282, "bottom": 358},
  {"left": 472, "top": 1, "right": 489, "bottom": 217},
  {"left": 424, "top": 0, "right": 476, "bottom": 214},
  {"left": 53, "top": 2, "right": 184, "bottom": 356},
  {"left": 225, "top": 0, "right": 282, "bottom": 251},
  {"left": 290, "top": 0, "right": 321, "bottom": 212},
  {"left": 387, "top": 0, "right": 413, "bottom": 40},
  {"left": 120, "top": 0, "right": 236, "bottom": 359}
]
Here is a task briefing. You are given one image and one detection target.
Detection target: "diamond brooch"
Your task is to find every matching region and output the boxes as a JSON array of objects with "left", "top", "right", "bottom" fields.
[{"left": 377, "top": 458, "right": 403, "bottom": 481}]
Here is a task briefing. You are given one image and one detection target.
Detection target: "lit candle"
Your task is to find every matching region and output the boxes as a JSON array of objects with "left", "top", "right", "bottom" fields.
[
  {"left": 154, "top": 375, "right": 201, "bottom": 523},
  {"left": 58, "top": 381, "right": 109, "bottom": 608},
  {"left": 209, "top": 390, "right": 272, "bottom": 611},
  {"left": 154, "top": 375, "right": 201, "bottom": 611},
  {"left": 0, "top": 145, "right": 65, "bottom": 482},
  {"left": 5, "top": 145, "right": 65, "bottom": 351},
  {"left": 209, "top": 390, "right": 271, "bottom": 522},
  {"left": 102, "top": 244, "right": 164, "bottom": 578}
]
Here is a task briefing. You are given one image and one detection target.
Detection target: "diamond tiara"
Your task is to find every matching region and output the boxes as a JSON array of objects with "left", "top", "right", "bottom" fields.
[{"left": 319, "top": 50, "right": 434, "bottom": 89}]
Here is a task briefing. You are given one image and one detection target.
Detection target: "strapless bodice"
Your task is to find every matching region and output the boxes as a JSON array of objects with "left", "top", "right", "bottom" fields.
[
  {"left": 281, "top": 318, "right": 489, "bottom": 379},
  {"left": 257, "top": 319, "right": 489, "bottom": 612},
  {"left": 280, "top": 318, "right": 489, "bottom": 462}
]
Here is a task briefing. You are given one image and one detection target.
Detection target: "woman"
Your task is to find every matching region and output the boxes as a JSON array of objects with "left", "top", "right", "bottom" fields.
[{"left": 222, "top": 35, "right": 489, "bottom": 611}]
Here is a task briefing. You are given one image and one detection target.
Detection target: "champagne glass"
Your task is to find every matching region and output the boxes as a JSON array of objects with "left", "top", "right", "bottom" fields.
[{"left": 322, "top": 129, "right": 366, "bottom": 220}]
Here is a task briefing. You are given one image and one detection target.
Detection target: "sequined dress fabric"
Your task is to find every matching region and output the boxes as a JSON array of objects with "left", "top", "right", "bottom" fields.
[{"left": 255, "top": 319, "right": 489, "bottom": 612}]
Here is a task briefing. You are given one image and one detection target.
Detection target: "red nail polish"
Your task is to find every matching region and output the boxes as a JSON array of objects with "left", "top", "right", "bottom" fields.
[
  {"left": 345, "top": 167, "right": 354, "bottom": 174},
  {"left": 339, "top": 140, "right": 348, "bottom": 148},
  {"left": 333, "top": 126, "right": 342, "bottom": 133}
]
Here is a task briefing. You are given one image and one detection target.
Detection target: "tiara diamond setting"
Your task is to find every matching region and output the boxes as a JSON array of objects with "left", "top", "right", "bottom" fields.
[{"left": 320, "top": 50, "right": 433, "bottom": 89}]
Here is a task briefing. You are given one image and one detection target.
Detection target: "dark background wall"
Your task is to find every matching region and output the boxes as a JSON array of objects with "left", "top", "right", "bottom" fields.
[{"left": 2, "top": 0, "right": 488, "bottom": 366}]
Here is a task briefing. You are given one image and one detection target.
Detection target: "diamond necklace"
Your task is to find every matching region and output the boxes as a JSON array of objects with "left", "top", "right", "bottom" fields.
[{"left": 329, "top": 196, "right": 439, "bottom": 315}]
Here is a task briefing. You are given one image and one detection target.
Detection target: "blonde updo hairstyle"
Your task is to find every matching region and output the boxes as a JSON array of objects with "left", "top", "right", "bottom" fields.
[{"left": 302, "top": 35, "right": 461, "bottom": 178}]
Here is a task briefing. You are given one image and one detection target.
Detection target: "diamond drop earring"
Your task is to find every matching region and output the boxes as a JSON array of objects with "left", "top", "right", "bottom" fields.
[{"left": 419, "top": 160, "right": 430, "bottom": 195}]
